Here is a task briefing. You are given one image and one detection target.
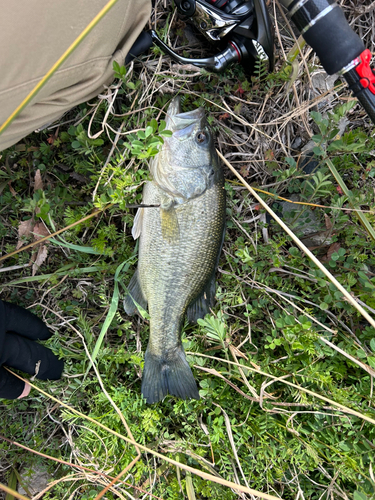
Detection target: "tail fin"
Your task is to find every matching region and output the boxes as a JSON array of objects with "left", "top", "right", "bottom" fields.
[{"left": 141, "top": 347, "right": 200, "bottom": 404}]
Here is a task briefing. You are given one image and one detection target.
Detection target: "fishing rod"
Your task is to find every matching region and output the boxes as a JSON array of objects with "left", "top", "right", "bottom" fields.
[
  {"left": 127, "top": 0, "right": 375, "bottom": 125},
  {"left": 279, "top": 0, "right": 375, "bottom": 124}
]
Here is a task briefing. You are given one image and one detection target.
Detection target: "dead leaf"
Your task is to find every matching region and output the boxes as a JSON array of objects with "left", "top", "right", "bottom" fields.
[
  {"left": 326, "top": 242, "right": 341, "bottom": 261},
  {"left": 18, "top": 219, "right": 33, "bottom": 238},
  {"left": 239, "top": 164, "right": 249, "bottom": 178},
  {"left": 324, "top": 213, "right": 333, "bottom": 230},
  {"left": 8, "top": 182, "right": 17, "bottom": 197},
  {"left": 264, "top": 149, "right": 274, "bottom": 161},
  {"left": 33, "top": 221, "right": 50, "bottom": 241},
  {"left": 32, "top": 245, "right": 48, "bottom": 276},
  {"left": 229, "top": 344, "right": 248, "bottom": 360},
  {"left": 47, "top": 127, "right": 59, "bottom": 145},
  {"left": 16, "top": 219, "right": 34, "bottom": 249},
  {"left": 235, "top": 83, "right": 245, "bottom": 96},
  {"left": 34, "top": 169, "right": 43, "bottom": 192}
]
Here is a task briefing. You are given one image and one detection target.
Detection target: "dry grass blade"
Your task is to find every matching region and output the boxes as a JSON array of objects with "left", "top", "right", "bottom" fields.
[
  {"left": 325, "top": 157, "right": 375, "bottom": 242},
  {"left": 3, "top": 369, "right": 283, "bottom": 500},
  {"left": 188, "top": 354, "right": 375, "bottom": 425},
  {"left": 217, "top": 150, "right": 375, "bottom": 330},
  {"left": 40, "top": 305, "right": 141, "bottom": 459},
  {"left": 0, "top": 483, "right": 30, "bottom": 500},
  {"left": 261, "top": 283, "right": 375, "bottom": 378},
  {"left": 195, "top": 365, "right": 258, "bottom": 402},
  {"left": 0, "top": 434, "right": 116, "bottom": 481},
  {"left": 213, "top": 404, "right": 250, "bottom": 490}
]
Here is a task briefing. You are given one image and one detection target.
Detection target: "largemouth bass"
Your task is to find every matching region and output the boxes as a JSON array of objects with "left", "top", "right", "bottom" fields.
[{"left": 124, "top": 96, "right": 226, "bottom": 404}]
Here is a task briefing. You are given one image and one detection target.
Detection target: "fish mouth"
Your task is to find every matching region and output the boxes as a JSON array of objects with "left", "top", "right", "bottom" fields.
[{"left": 165, "top": 96, "right": 205, "bottom": 133}]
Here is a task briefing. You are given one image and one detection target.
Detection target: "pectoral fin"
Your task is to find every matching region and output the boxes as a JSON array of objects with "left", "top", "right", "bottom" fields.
[
  {"left": 123, "top": 269, "right": 148, "bottom": 316},
  {"left": 132, "top": 208, "right": 144, "bottom": 240},
  {"left": 160, "top": 207, "right": 180, "bottom": 243}
]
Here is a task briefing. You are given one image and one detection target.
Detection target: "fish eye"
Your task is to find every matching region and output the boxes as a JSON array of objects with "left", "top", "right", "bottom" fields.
[{"left": 196, "top": 131, "right": 209, "bottom": 145}]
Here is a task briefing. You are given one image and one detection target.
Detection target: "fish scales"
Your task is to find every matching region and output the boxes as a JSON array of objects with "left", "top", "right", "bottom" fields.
[
  {"left": 124, "top": 96, "right": 226, "bottom": 403},
  {"left": 140, "top": 177, "right": 225, "bottom": 353}
]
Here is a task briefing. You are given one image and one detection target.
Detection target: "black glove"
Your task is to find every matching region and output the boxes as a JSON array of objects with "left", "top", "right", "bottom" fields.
[{"left": 0, "top": 300, "right": 64, "bottom": 399}]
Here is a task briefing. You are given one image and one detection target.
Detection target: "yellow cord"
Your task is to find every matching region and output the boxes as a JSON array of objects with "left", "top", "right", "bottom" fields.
[{"left": 0, "top": 0, "right": 120, "bottom": 136}]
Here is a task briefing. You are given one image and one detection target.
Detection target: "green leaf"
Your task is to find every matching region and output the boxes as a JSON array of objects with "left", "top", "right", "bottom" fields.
[
  {"left": 1, "top": 266, "right": 103, "bottom": 287},
  {"left": 353, "top": 491, "right": 367, "bottom": 500},
  {"left": 284, "top": 315, "right": 295, "bottom": 326},
  {"left": 150, "top": 119, "right": 158, "bottom": 132},
  {"left": 320, "top": 302, "right": 329, "bottom": 310},
  {"left": 338, "top": 442, "right": 351, "bottom": 451},
  {"left": 159, "top": 130, "right": 173, "bottom": 137},
  {"left": 311, "top": 134, "right": 322, "bottom": 144},
  {"left": 358, "top": 271, "right": 369, "bottom": 281},
  {"left": 285, "top": 157, "right": 297, "bottom": 168},
  {"left": 149, "top": 137, "right": 163, "bottom": 146},
  {"left": 87, "top": 257, "right": 133, "bottom": 373},
  {"left": 5, "top": 469, "right": 17, "bottom": 500},
  {"left": 49, "top": 238, "right": 105, "bottom": 254},
  {"left": 310, "top": 111, "right": 322, "bottom": 124},
  {"left": 356, "top": 350, "right": 367, "bottom": 359},
  {"left": 130, "top": 140, "right": 144, "bottom": 148},
  {"left": 145, "top": 126, "right": 154, "bottom": 138},
  {"left": 185, "top": 474, "right": 196, "bottom": 500},
  {"left": 312, "top": 146, "right": 324, "bottom": 156}
]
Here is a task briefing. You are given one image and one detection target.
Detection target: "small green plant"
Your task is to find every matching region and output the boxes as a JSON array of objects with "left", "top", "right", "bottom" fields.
[
  {"left": 124, "top": 118, "right": 172, "bottom": 159},
  {"left": 67, "top": 123, "right": 104, "bottom": 153},
  {"left": 198, "top": 311, "right": 228, "bottom": 352}
]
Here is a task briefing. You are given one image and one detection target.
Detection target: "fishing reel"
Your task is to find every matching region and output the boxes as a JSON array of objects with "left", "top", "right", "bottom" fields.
[{"left": 150, "top": 0, "right": 274, "bottom": 76}]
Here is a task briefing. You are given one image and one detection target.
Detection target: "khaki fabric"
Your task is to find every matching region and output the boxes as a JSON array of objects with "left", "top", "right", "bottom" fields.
[{"left": 0, "top": 0, "right": 151, "bottom": 151}]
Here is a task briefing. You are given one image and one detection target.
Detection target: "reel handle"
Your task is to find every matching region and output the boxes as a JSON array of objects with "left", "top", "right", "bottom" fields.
[{"left": 150, "top": 30, "right": 240, "bottom": 72}]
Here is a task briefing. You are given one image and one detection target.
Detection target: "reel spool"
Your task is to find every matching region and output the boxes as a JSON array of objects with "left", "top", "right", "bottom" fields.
[{"left": 151, "top": 0, "right": 274, "bottom": 75}]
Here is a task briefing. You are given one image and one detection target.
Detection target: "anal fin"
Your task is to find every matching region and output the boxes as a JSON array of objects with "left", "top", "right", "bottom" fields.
[
  {"left": 123, "top": 269, "right": 148, "bottom": 316},
  {"left": 187, "top": 217, "right": 225, "bottom": 323},
  {"left": 186, "top": 271, "right": 216, "bottom": 323}
]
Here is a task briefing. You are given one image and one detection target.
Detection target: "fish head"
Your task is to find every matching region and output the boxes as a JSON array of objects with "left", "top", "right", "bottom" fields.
[{"left": 150, "top": 96, "right": 220, "bottom": 202}]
